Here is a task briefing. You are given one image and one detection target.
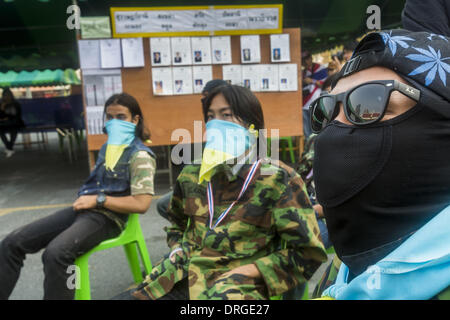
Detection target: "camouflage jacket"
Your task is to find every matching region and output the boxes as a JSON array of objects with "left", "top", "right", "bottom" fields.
[{"left": 134, "top": 159, "right": 327, "bottom": 300}]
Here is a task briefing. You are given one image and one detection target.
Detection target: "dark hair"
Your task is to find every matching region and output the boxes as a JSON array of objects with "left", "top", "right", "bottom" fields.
[
  {"left": 202, "top": 79, "right": 228, "bottom": 96},
  {"left": 322, "top": 73, "right": 341, "bottom": 91},
  {"left": 103, "top": 93, "right": 150, "bottom": 141},
  {"left": 2, "top": 87, "right": 14, "bottom": 101},
  {"left": 202, "top": 84, "right": 265, "bottom": 130},
  {"left": 343, "top": 40, "right": 358, "bottom": 52}
]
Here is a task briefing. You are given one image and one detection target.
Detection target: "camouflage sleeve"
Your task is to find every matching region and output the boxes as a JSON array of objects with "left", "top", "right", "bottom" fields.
[
  {"left": 253, "top": 168, "right": 328, "bottom": 297},
  {"left": 297, "top": 134, "right": 316, "bottom": 180},
  {"left": 129, "top": 151, "right": 156, "bottom": 196},
  {"left": 164, "top": 171, "right": 189, "bottom": 251}
]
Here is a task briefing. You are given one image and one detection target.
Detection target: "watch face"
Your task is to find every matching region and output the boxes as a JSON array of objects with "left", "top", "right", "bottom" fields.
[{"left": 97, "top": 193, "right": 106, "bottom": 205}]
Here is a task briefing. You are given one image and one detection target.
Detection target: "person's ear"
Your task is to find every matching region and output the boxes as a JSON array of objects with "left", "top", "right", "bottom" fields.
[{"left": 132, "top": 114, "right": 140, "bottom": 125}]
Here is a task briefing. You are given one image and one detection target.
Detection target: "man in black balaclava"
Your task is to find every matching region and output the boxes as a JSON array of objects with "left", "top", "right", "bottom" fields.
[{"left": 311, "top": 29, "right": 450, "bottom": 299}]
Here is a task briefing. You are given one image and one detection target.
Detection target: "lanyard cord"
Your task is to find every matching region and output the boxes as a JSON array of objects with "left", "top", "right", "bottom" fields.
[{"left": 207, "top": 159, "right": 262, "bottom": 230}]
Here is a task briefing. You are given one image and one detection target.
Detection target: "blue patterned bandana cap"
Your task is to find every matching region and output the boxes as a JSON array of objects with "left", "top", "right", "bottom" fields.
[{"left": 334, "top": 29, "right": 450, "bottom": 103}]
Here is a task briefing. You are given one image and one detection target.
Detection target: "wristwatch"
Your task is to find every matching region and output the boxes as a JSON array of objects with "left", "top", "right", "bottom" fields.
[{"left": 96, "top": 193, "right": 106, "bottom": 208}]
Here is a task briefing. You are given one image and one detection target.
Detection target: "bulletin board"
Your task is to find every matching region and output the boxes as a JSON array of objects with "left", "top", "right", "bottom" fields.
[{"left": 82, "top": 28, "right": 303, "bottom": 166}]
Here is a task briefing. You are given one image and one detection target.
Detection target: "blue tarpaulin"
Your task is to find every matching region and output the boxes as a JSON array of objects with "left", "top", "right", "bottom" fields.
[{"left": 18, "top": 94, "right": 84, "bottom": 130}]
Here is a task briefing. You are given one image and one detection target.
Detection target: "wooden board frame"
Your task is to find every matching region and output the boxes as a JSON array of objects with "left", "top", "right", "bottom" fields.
[{"left": 81, "top": 28, "right": 303, "bottom": 167}]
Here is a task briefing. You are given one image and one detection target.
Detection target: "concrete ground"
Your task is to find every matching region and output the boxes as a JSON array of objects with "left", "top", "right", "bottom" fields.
[{"left": 0, "top": 132, "right": 332, "bottom": 300}]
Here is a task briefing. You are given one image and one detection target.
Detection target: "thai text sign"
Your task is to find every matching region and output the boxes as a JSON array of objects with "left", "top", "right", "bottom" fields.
[{"left": 110, "top": 5, "right": 283, "bottom": 37}]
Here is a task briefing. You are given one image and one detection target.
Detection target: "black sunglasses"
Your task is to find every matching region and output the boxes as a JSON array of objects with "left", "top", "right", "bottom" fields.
[{"left": 309, "top": 80, "right": 421, "bottom": 133}]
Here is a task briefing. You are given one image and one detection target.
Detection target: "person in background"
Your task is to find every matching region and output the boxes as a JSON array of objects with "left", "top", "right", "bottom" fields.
[
  {"left": 328, "top": 40, "right": 358, "bottom": 76},
  {"left": 0, "top": 88, "right": 24, "bottom": 158},
  {"left": 342, "top": 40, "right": 358, "bottom": 62},
  {"left": 301, "top": 51, "right": 328, "bottom": 138},
  {"left": 0, "top": 93, "right": 156, "bottom": 300}
]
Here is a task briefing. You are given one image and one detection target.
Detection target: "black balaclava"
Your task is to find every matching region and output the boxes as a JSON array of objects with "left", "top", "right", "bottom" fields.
[{"left": 313, "top": 29, "right": 450, "bottom": 275}]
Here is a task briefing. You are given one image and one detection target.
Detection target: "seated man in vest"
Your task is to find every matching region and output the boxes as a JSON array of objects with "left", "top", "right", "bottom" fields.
[
  {"left": 310, "top": 29, "right": 450, "bottom": 299},
  {"left": 0, "top": 93, "right": 156, "bottom": 300}
]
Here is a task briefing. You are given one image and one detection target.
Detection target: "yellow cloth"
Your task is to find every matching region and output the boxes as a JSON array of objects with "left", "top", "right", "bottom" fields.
[
  {"left": 198, "top": 148, "right": 234, "bottom": 184},
  {"left": 105, "top": 144, "right": 128, "bottom": 171}
]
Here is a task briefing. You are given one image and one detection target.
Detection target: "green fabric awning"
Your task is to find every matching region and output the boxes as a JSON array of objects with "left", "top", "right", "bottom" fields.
[{"left": 0, "top": 68, "right": 80, "bottom": 88}]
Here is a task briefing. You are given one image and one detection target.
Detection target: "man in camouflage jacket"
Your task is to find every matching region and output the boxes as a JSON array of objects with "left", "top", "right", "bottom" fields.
[{"left": 131, "top": 159, "right": 327, "bottom": 300}]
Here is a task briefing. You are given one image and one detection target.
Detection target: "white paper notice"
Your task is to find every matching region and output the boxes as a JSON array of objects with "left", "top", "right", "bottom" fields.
[
  {"left": 100, "top": 39, "right": 122, "bottom": 68},
  {"left": 103, "top": 76, "right": 115, "bottom": 102},
  {"left": 172, "top": 67, "right": 193, "bottom": 95},
  {"left": 259, "top": 64, "right": 279, "bottom": 92},
  {"left": 121, "top": 38, "right": 145, "bottom": 68},
  {"left": 150, "top": 37, "right": 172, "bottom": 66},
  {"left": 86, "top": 106, "right": 105, "bottom": 135},
  {"left": 171, "top": 37, "right": 192, "bottom": 66},
  {"left": 222, "top": 65, "right": 242, "bottom": 85},
  {"left": 191, "top": 37, "right": 212, "bottom": 65},
  {"left": 82, "top": 69, "right": 122, "bottom": 106},
  {"left": 211, "top": 36, "right": 232, "bottom": 64},
  {"left": 151, "top": 67, "right": 173, "bottom": 95},
  {"left": 242, "top": 65, "right": 261, "bottom": 92},
  {"left": 278, "top": 64, "right": 298, "bottom": 91},
  {"left": 192, "top": 66, "right": 213, "bottom": 94},
  {"left": 240, "top": 35, "right": 261, "bottom": 64},
  {"left": 78, "top": 40, "right": 101, "bottom": 69},
  {"left": 270, "top": 34, "right": 290, "bottom": 63},
  {"left": 84, "top": 84, "right": 97, "bottom": 106}
]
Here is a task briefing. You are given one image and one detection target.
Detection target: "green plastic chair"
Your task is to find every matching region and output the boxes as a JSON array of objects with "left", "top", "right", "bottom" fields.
[
  {"left": 267, "top": 137, "right": 296, "bottom": 163},
  {"left": 326, "top": 246, "right": 335, "bottom": 255},
  {"left": 74, "top": 214, "right": 152, "bottom": 300}
]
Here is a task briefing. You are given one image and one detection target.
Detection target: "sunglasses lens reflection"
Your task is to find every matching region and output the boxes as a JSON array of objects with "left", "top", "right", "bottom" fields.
[
  {"left": 347, "top": 84, "right": 386, "bottom": 124},
  {"left": 311, "top": 96, "right": 335, "bottom": 132}
]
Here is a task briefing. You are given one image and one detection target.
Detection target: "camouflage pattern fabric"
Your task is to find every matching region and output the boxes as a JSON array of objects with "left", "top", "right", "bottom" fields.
[
  {"left": 296, "top": 133, "right": 317, "bottom": 201},
  {"left": 92, "top": 151, "right": 156, "bottom": 231},
  {"left": 312, "top": 255, "right": 450, "bottom": 300},
  {"left": 129, "top": 151, "right": 156, "bottom": 196},
  {"left": 133, "top": 159, "right": 327, "bottom": 300}
]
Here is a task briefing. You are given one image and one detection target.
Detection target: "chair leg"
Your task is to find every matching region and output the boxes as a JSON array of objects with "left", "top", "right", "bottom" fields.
[
  {"left": 124, "top": 242, "right": 143, "bottom": 283},
  {"left": 301, "top": 282, "right": 309, "bottom": 300},
  {"left": 281, "top": 139, "right": 286, "bottom": 161},
  {"left": 75, "top": 255, "right": 91, "bottom": 300},
  {"left": 136, "top": 238, "right": 153, "bottom": 275},
  {"left": 287, "top": 137, "right": 295, "bottom": 163}
]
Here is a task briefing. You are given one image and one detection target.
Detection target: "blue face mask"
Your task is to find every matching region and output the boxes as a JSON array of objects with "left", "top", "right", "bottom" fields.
[
  {"left": 199, "top": 119, "right": 257, "bottom": 183},
  {"left": 104, "top": 119, "right": 136, "bottom": 145},
  {"left": 104, "top": 119, "right": 136, "bottom": 170}
]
